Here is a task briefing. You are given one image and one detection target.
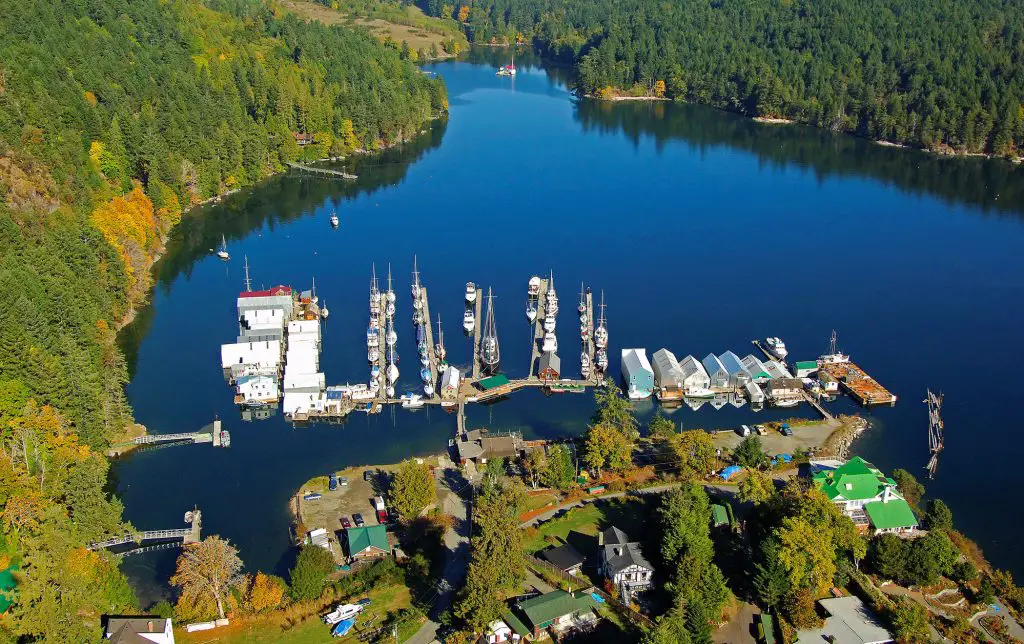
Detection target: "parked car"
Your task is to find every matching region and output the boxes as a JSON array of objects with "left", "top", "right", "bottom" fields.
[
  {"left": 363, "top": 469, "right": 373, "bottom": 482},
  {"left": 353, "top": 513, "right": 365, "bottom": 527},
  {"left": 356, "top": 598, "right": 372, "bottom": 606},
  {"left": 338, "top": 477, "right": 349, "bottom": 487},
  {"left": 329, "top": 474, "right": 338, "bottom": 491},
  {"left": 780, "top": 423, "right": 793, "bottom": 437},
  {"left": 340, "top": 517, "right": 352, "bottom": 529}
]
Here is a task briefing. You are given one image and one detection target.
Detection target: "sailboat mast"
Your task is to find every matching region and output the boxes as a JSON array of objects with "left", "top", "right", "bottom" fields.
[{"left": 243, "top": 255, "right": 252, "bottom": 292}]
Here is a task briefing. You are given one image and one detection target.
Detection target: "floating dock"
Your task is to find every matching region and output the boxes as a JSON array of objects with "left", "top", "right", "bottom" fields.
[
  {"left": 419, "top": 286, "right": 439, "bottom": 400},
  {"left": 528, "top": 278, "right": 549, "bottom": 378},
  {"left": 584, "top": 289, "right": 597, "bottom": 383},
  {"left": 817, "top": 361, "right": 897, "bottom": 406},
  {"left": 471, "top": 287, "right": 483, "bottom": 380}
]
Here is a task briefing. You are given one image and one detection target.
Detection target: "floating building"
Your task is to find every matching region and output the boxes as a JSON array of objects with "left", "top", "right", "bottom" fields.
[
  {"left": 621, "top": 349, "right": 653, "bottom": 400},
  {"left": 718, "top": 351, "right": 751, "bottom": 387},
  {"left": 702, "top": 354, "right": 729, "bottom": 388}
]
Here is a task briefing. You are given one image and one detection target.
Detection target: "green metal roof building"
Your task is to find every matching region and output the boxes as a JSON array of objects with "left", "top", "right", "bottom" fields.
[
  {"left": 477, "top": 374, "right": 510, "bottom": 390},
  {"left": 812, "top": 457, "right": 918, "bottom": 534},
  {"left": 794, "top": 360, "right": 819, "bottom": 377},
  {"left": 512, "top": 590, "right": 601, "bottom": 637},
  {"left": 345, "top": 524, "right": 389, "bottom": 559},
  {"left": 711, "top": 504, "right": 730, "bottom": 527}
]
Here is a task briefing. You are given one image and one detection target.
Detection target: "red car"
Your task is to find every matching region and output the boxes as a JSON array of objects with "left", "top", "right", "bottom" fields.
[{"left": 340, "top": 517, "right": 352, "bottom": 529}]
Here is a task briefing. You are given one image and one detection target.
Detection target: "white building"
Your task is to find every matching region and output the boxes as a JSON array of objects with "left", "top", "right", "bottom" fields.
[
  {"left": 678, "top": 355, "right": 711, "bottom": 392},
  {"left": 598, "top": 526, "right": 654, "bottom": 599},
  {"left": 741, "top": 354, "right": 771, "bottom": 382},
  {"left": 718, "top": 351, "right": 751, "bottom": 387},
  {"left": 220, "top": 340, "right": 281, "bottom": 370},
  {"left": 285, "top": 339, "right": 319, "bottom": 375},
  {"left": 283, "top": 371, "right": 325, "bottom": 393},
  {"left": 287, "top": 319, "right": 321, "bottom": 342},
  {"left": 701, "top": 353, "right": 729, "bottom": 388},
  {"left": 764, "top": 360, "right": 793, "bottom": 379},
  {"left": 105, "top": 617, "right": 175, "bottom": 644},
  {"left": 744, "top": 381, "right": 766, "bottom": 405},
  {"left": 620, "top": 349, "right": 654, "bottom": 399},
  {"left": 235, "top": 374, "right": 278, "bottom": 404},
  {"left": 441, "top": 366, "right": 461, "bottom": 398},
  {"left": 651, "top": 349, "right": 685, "bottom": 399},
  {"left": 283, "top": 391, "right": 323, "bottom": 416}
]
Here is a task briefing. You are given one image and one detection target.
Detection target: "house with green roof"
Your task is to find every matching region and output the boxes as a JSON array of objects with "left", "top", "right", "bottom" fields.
[
  {"left": 505, "top": 589, "right": 601, "bottom": 639},
  {"left": 345, "top": 525, "right": 389, "bottom": 560},
  {"left": 812, "top": 457, "right": 918, "bottom": 535}
]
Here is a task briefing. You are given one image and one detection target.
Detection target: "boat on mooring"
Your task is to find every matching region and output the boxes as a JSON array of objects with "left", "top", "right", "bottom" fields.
[
  {"left": 465, "top": 281, "right": 477, "bottom": 304},
  {"left": 765, "top": 336, "right": 788, "bottom": 360},
  {"left": 463, "top": 308, "right": 475, "bottom": 333},
  {"left": 329, "top": 211, "right": 339, "bottom": 227},
  {"left": 594, "top": 290, "right": 608, "bottom": 349},
  {"left": 528, "top": 276, "right": 541, "bottom": 298},
  {"left": 320, "top": 300, "right": 329, "bottom": 319},
  {"left": 526, "top": 301, "right": 537, "bottom": 323},
  {"left": 496, "top": 55, "right": 517, "bottom": 76},
  {"left": 216, "top": 234, "right": 230, "bottom": 260}
]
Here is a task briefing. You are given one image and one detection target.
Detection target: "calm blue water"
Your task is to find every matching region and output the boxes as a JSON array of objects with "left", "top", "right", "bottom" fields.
[{"left": 115, "top": 52, "right": 1024, "bottom": 604}]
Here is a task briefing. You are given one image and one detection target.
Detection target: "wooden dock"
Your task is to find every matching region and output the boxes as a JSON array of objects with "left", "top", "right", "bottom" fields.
[
  {"left": 529, "top": 278, "right": 549, "bottom": 378},
  {"left": 818, "top": 361, "right": 897, "bottom": 406},
  {"left": 284, "top": 161, "right": 357, "bottom": 180},
  {"left": 419, "top": 286, "right": 439, "bottom": 400},
  {"left": 374, "top": 302, "right": 387, "bottom": 402},
  {"left": 752, "top": 339, "right": 787, "bottom": 366},
  {"left": 471, "top": 288, "right": 483, "bottom": 380},
  {"left": 89, "top": 509, "right": 201, "bottom": 551},
  {"left": 801, "top": 390, "right": 834, "bottom": 420}
]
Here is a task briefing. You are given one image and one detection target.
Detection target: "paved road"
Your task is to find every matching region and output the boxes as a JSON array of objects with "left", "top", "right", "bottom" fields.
[{"left": 405, "top": 470, "right": 471, "bottom": 644}]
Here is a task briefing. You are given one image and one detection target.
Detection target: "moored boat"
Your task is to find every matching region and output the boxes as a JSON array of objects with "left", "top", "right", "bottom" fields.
[
  {"left": 546, "top": 271, "right": 558, "bottom": 315},
  {"left": 465, "top": 281, "right": 477, "bottom": 304},
  {"left": 765, "top": 336, "right": 788, "bottom": 360},
  {"left": 216, "top": 234, "right": 230, "bottom": 260},
  {"left": 684, "top": 386, "right": 715, "bottom": 399},
  {"left": 528, "top": 276, "right": 541, "bottom": 297},
  {"left": 463, "top": 309, "right": 475, "bottom": 333},
  {"left": 434, "top": 315, "right": 447, "bottom": 362},
  {"left": 543, "top": 313, "right": 556, "bottom": 333},
  {"left": 329, "top": 211, "right": 339, "bottom": 227},
  {"left": 526, "top": 301, "right": 537, "bottom": 322}
]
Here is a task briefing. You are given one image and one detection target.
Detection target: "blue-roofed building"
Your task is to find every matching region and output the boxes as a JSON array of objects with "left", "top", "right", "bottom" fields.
[
  {"left": 719, "top": 351, "right": 751, "bottom": 387},
  {"left": 702, "top": 353, "right": 729, "bottom": 388}
]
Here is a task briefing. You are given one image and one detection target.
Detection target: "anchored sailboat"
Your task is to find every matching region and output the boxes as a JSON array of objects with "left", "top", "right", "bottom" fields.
[
  {"left": 411, "top": 256, "right": 422, "bottom": 306},
  {"left": 216, "top": 234, "right": 230, "bottom": 260},
  {"left": 482, "top": 288, "right": 500, "bottom": 374}
]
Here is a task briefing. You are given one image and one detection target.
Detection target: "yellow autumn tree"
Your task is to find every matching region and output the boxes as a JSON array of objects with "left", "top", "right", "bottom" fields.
[
  {"left": 245, "top": 572, "right": 286, "bottom": 613},
  {"left": 91, "top": 186, "right": 159, "bottom": 297},
  {"left": 457, "top": 5, "right": 470, "bottom": 21},
  {"left": 654, "top": 79, "right": 666, "bottom": 98}
]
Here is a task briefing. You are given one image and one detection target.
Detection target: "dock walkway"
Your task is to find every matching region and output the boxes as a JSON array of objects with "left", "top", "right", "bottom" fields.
[
  {"left": 584, "top": 290, "right": 596, "bottom": 382},
  {"left": 529, "top": 278, "right": 549, "bottom": 378},
  {"left": 801, "top": 390, "right": 834, "bottom": 420},
  {"left": 284, "top": 161, "right": 357, "bottom": 180},
  {"left": 420, "top": 286, "right": 439, "bottom": 400},
  {"left": 471, "top": 288, "right": 483, "bottom": 380},
  {"left": 374, "top": 297, "right": 387, "bottom": 402},
  {"left": 89, "top": 510, "right": 201, "bottom": 551}
]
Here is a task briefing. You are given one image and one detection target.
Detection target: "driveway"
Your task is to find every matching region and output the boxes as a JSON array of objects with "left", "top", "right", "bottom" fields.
[{"left": 714, "top": 601, "right": 760, "bottom": 644}]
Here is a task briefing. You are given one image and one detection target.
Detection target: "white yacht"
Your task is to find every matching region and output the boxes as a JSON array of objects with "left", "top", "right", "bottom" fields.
[
  {"left": 367, "top": 325, "right": 379, "bottom": 348},
  {"left": 595, "top": 348, "right": 608, "bottom": 371},
  {"left": 526, "top": 302, "right": 537, "bottom": 323},
  {"left": 329, "top": 211, "right": 339, "bottom": 227},
  {"left": 423, "top": 382, "right": 434, "bottom": 397},
  {"left": 401, "top": 393, "right": 425, "bottom": 409},
  {"left": 465, "top": 281, "right": 477, "bottom": 304},
  {"left": 546, "top": 272, "right": 558, "bottom": 315},
  {"left": 463, "top": 309, "right": 475, "bottom": 333},
  {"left": 528, "top": 276, "right": 541, "bottom": 297},
  {"left": 543, "top": 313, "right": 556, "bottom": 333},
  {"left": 368, "top": 347, "right": 379, "bottom": 363},
  {"left": 684, "top": 386, "right": 715, "bottom": 399},
  {"left": 542, "top": 331, "right": 558, "bottom": 353},
  {"left": 765, "top": 336, "right": 788, "bottom": 360},
  {"left": 580, "top": 352, "right": 591, "bottom": 378}
]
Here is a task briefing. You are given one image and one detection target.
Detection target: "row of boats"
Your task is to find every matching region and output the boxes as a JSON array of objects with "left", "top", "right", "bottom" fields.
[{"left": 526, "top": 274, "right": 609, "bottom": 378}]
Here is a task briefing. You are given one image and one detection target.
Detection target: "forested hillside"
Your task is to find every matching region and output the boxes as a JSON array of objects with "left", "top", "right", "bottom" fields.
[
  {"left": 429, "top": 0, "right": 1024, "bottom": 153},
  {"left": 0, "top": 0, "right": 445, "bottom": 639}
]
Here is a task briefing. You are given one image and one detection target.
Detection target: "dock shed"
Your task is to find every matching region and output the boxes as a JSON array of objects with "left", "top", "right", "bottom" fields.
[
  {"left": 652, "top": 348, "right": 686, "bottom": 399},
  {"left": 621, "top": 349, "right": 654, "bottom": 399},
  {"left": 538, "top": 353, "right": 561, "bottom": 381},
  {"left": 220, "top": 340, "right": 281, "bottom": 370},
  {"left": 741, "top": 354, "right": 772, "bottom": 382},
  {"left": 766, "top": 378, "right": 803, "bottom": 404},
  {"left": 764, "top": 360, "right": 793, "bottom": 379},
  {"left": 794, "top": 360, "right": 819, "bottom": 378},
  {"left": 235, "top": 374, "right": 278, "bottom": 404},
  {"left": 702, "top": 353, "right": 729, "bottom": 388},
  {"left": 745, "top": 381, "right": 766, "bottom": 405},
  {"left": 679, "top": 355, "right": 711, "bottom": 391},
  {"left": 441, "top": 366, "right": 461, "bottom": 398},
  {"left": 719, "top": 351, "right": 751, "bottom": 387}
]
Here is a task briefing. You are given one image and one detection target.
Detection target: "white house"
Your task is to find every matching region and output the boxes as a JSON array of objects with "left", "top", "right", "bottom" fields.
[
  {"left": 718, "top": 351, "right": 751, "bottom": 387},
  {"left": 105, "top": 617, "right": 175, "bottom": 644},
  {"left": 678, "top": 355, "right": 711, "bottom": 392},
  {"left": 598, "top": 526, "right": 654, "bottom": 599},
  {"left": 701, "top": 353, "right": 729, "bottom": 388},
  {"left": 235, "top": 374, "right": 279, "bottom": 404},
  {"left": 283, "top": 391, "right": 323, "bottom": 417}
]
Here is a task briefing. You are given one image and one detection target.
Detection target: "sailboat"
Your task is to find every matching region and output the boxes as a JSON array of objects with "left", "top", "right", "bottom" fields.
[
  {"left": 329, "top": 211, "right": 339, "bottom": 227},
  {"left": 481, "top": 288, "right": 500, "bottom": 374},
  {"left": 385, "top": 265, "right": 396, "bottom": 318},
  {"left": 411, "top": 256, "right": 422, "bottom": 301},
  {"left": 216, "top": 234, "right": 230, "bottom": 260},
  {"left": 434, "top": 315, "right": 447, "bottom": 362},
  {"left": 369, "top": 265, "right": 380, "bottom": 315},
  {"left": 580, "top": 352, "right": 591, "bottom": 378},
  {"left": 594, "top": 290, "right": 608, "bottom": 349},
  {"left": 386, "top": 317, "right": 397, "bottom": 347},
  {"left": 578, "top": 283, "right": 587, "bottom": 315},
  {"left": 496, "top": 53, "right": 517, "bottom": 76}
]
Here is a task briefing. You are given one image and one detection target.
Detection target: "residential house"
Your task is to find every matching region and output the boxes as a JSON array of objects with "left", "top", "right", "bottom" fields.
[
  {"left": 651, "top": 348, "right": 685, "bottom": 400},
  {"left": 620, "top": 349, "right": 654, "bottom": 399},
  {"left": 293, "top": 132, "right": 315, "bottom": 146},
  {"left": 702, "top": 353, "right": 729, "bottom": 388},
  {"left": 598, "top": 526, "right": 654, "bottom": 598},
  {"left": 541, "top": 543, "right": 585, "bottom": 576},
  {"left": 507, "top": 590, "right": 601, "bottom": 639},
  {"left": 104, "top": 617, "right": 175, "bottom": 644},
  {"left": 345, "top": 525, "right": 390, "bottom": 559},
  {"left": 718, "top": 351, "right": 751, "bottom": 387},
  {"left": 711, "top": 504, "right": 730, "bottom": 528},
  {"left": 796, "top": 596, "right": 893, "bottom": 644},
  {"left": 812, "top": 457, "right": 918, "bottom": 534},
  {"left": 538, "top": 352, "right": 561, "bottom": 381},
  {"left": 765, "top": 378, "right": 803, "bottom": 405},
  {"left": 454, "top": 428, "right": 524, "bottom": 466}
]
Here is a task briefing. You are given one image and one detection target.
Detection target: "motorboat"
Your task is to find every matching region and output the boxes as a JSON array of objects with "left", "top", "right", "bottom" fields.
[
  {"left": 542, "top": 331, "right": 557, "bottom": 353},
  {"left": 323, "top": 603, "right": 362, "bottom": 625},
  {"left": 684, "top": 386, "right": 715, "bottom": 399},
  {"left": 595, "top": 349, "right": 608, "bottom": 371},
  {"left": 386, "top": 385, "right": 395, "bottom": 398},
  {"left": 367, "top": 348, "right": 379, "bottom": 363},
  {"left": 765, "top": 336, "right": 788, "bottom": 360},
  {"left": 366, "top": 326, "right": 379, "bottom": 348},
  {"left": 526, "top": 302, "right": 537, "bottom": 323},
  {"left": 463, "top": 309, "right": 475, "bottom": 333},
  {"left": 528, "top": 276, "right": 541, "bottom": 297},
  {"left": 423, "top": 382, "right": 434, "bottom": 396},
  {"left": 543, "top": 314, "right": 556, "bottom": 333},
  {"left": 320, "top": 301, "right": 329, "bottom": 319},
  {"left": 216, "top": 234, "right": 229, "bottom": 260},
  {"left": 581, "top": 352, "right": 591, "bottom": 378},
  {"left": 465, "top": 281, "right": 477, "bottom": 304},
  {"left": 420, "top": 367, "right": 433, "bottom": 383},
  {"left": 329, "top": 212, "right": 339, "bottom": 227},
  {"left": 386, "top": 327, "right": 397, "bottom": 347},
  {"left": 401, "top": 393, "right": 425, "bottom": 409}
]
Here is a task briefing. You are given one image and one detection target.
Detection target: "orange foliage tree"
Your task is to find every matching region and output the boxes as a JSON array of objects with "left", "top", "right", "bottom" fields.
[
  {"left": 458, "top": 5, "right": 470, "bottom": 21},
  {"left": 90, "top": 187, "right": 160, "bottom": 298},
  {"left": 245, "top": 571, "right": 286, "bottom": 613}
]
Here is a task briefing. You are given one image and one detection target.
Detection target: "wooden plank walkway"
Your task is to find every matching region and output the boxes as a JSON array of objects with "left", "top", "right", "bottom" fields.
[
  {"left": 374, "top": 296, "right": 387, "bottom": 402},
  {"left": 89, "top": 510, "right": 201, "bottom": 550},
  {"left": 471, "top": 288, "right": 483, "bottom": 380},
  {"left": 284, "top": 161, "right": 357, "bottom": 180},
  {"left": 420, "top": 286, "right": 439, "bottom": 400},
  {"left": 584, "top": 290, "right": 596, "bottom": 382},
  {"left": 801, "top": 390, "right": 834, "bottom": 420},
  {"left": 529, "top": 278, "right": 549, "bottom": 378}
]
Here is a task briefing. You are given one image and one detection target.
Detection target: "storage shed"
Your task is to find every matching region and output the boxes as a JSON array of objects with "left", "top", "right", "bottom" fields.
[
  {"left": 702, "top": 353, "right": 729, "bottom": 388},
  {"left": 620, "top": 349, "right": 654, "bottom": 399},
  {"left": 741, "top": 354, "right": 772, "bottom": 382},
  {"left": 441, "top": 366, "right": 461, "bottom": 398},
  {"left": 679, "top": 355, "right": 711, "bottom": 391},
  {"left": 539, "top": 352, "right": 561, "bottom": 381}
]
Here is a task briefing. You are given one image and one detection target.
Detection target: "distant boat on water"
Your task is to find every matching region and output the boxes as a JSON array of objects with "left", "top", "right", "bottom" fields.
[
  {"left": 216, "top": 234, "right": 229, "bottom": 260},
  {"left": 329, "top": 211, "right": 339, "bottom": 227},
  {"left": 496, "top": 55, "right": 517, "bottom": 76}
]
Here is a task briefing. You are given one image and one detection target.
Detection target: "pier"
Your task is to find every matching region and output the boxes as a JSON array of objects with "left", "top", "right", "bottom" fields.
[
  {"left": 471, "top": 287, "right": 483, "bottom": 380},
  {"left": 818, "top": 361, "right": 897, "bottom": 406},
  {"left": 284, "top": 161, "right": 357, "bottom": 180},
  {"left": 801, "top": 390, "right": 834, "bottom": 420},
  {"left": 752, "top": 339, "right": 784, "bottom": 365},
  {"left": 89, "top": 509, "right": 201, "bottom": 551},
  {"left": 374, "top": 292, "right": 387, "bottom": 403},
  {"left": 419, "top": 286, "right": 439, "bottom": 400},
  {"left": 528, "top": 277, "right": 549, "bottom": 378},
  {"left": 109, "top": 420, "right": 229, "bottom": 453},
  {"left": 584, "top": 289, "right": 596, "bottom": 382}
]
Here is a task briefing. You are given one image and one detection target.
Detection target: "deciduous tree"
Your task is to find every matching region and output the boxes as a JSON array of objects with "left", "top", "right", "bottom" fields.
[
  {"left": 672, "top": 430, "right": 716, "bottom": 480},
  {"left": 170, "top": 536, "right": 244, "bottom": 620},
  {"left": 392, "top": 459, "right": 436, "bottom": 520},
  {"left": 246, "top": 572, "right": 286, "bottom": 613},
  {"left": 776, "top": 516, "right": 836, "bottom": 595},
  {"left": 738, "top": 468, "right": 775, "bottom": 505}
]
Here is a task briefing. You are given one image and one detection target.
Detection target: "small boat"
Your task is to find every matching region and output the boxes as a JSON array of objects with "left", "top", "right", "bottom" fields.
[
  {"left": 367, "top": 327, "right": 379, "bottom": 348},
  {"left": 594, "top": 290, "right": 608, "bottom": 349},
  {"left": 765, "top": 336, "right": 788, "bottom": 360},
  {"left": 411, "top": 256, "right": 422, "bottom": 300},
  {"left": 367, "top": 348, "right": 379, "bottom": 363},
  {"left": 684, "top": 386, "right": 715, "bottom": 399},
  {"left": 412, "top": 308, "right": 424, "bottom": 326},
  {"left": 332, "top": 618, "right": 355, "bottom": 638},
  {"left": 581, "top": 352, "right": 591, "bottom": 378},
  {"left": 329, "top": 211, "right": 339, "bottom": 227},
  {"left": 496, "top": 54, "right": 517, "bottom": 76},
  {"left": 434, "top": 315, "right": 447, "bottom": 362},
  {"left": 320, "top": 301, "right": 329, "bottom": 319},
  {"left": 595, "top": 349, "right": 608, "bottom": 371},
  {"left": 424, "top": 382, "right": 434, "bottom": 397},
  {"left": 386, "top": 300, "right": 395, "bottom": 317},
  {"left": 543, "top": 314, "right": 556, "bottom": 333},
  {"left": 386, "top": 385, "right": 395, "bottom": 398},
  {"left": 386, "top": 327, "right": 397, "bottom": 347},
  {"left": 580, "top": 325, "right": 589, "bottom": 339},
  {"left": 463, "top": 309, "right": 475, "bottom": 333},
  {"left": 465, "top": 281, "right": 477, "bottom": 304},
  {"left": 386, "top": 265, "right": 396, "bottom": 305},
  {"left": 401, "top": 393, "right": 425, "bottom": 409},
  {"left": 578, "top": 282, "right": 586, "bottom": 315},
  {"left": 542, "top": 331, "right": 557, "bottom": 353},
  {"left": 371, "top": 365, "right": 380, "bottom": 379},
  {"left": 420, "top": 367, "right": 432, "bottom": 383},
  {"left": 528, "top": 276, "right": 541, "bottom": 297},
  {"left": 773, "top": 398, "right": 801, "bottom": 408},
  {"left": 420, "top": 354, "right": 430, "bottom": 367},
  {"left": 216, "top": 234, "right": 230, "bottom": 260},
  {"left": 387, "top": 363, "right": 399, "bottom": 385},
  {"left": 526, "top": 302, "right": 537, "bottom": 322}
]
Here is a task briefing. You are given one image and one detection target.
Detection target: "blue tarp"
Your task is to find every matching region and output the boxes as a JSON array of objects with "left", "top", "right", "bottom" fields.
[
  {"left": 775, "top": 454, "right": 793, "bottom": 463},
  {"left": 591, "top": 593, "right": 605, "bottom": 604},
  {"left": 720, "top": 465, "right": 743, "bottom": 480},
  {"left": 332, "top": 618, "right": 355, "bottom": 637}
]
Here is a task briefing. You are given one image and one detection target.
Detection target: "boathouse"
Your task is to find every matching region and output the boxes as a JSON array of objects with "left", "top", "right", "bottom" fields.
[
  {"left": 441, "top": 365, "right": 461, "bottom": 398},
  {"left": 220, "top": 340, "right": 281, "bottom": 370},
  {"left": 620, "top": 349, "right": 654, "bottom": 399},
  {"left": 765, "top": 378, "right": 803, "bottom": 405},
  {"left": 454, "top": 429, "right": 524, "bottom": 466},
  {"left": 538, "top": 353, "right": 561, "bottom": 381},
  {"left": 745, "top": 381, "right": 766, "bottom": 406},
  {"left": 764, "top": 360, "right": 793, "bottom": 379},
  {"left": 235, "top": 374, "right": 278, "bottom": 404},
  {"left": 719, "top": 351, "right": 751, "bottom": 387},
  {"left": 794, "top": 360, "right": 819, "bottom": 378},
  {"left": 741, "top": 354, "right": 771, "bottom": 383},
  {"left": 651, "top": 349, "right": 685, "bottom": 399},
  {"left": 679, "top": 355, "right": 711, "bottom": 391},
  {"left": 702, "top": 354, "right": 729, "bottom": 388}
]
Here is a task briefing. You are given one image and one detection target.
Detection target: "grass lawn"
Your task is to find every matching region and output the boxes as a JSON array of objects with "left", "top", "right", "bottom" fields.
[
  {"left": 523, "top": 498, "right": 650, "bottom": 554},
  {"left": 177, "top": 582, "right": 418, "bottom": 644},
  {"left": 524, "top": 490, "right": 561, "bottom": 513}
]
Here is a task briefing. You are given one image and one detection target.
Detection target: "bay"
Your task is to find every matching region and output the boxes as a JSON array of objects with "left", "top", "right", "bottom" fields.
[{"left": 115, "top": 50, "right": 1024, "bottom": 604}]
